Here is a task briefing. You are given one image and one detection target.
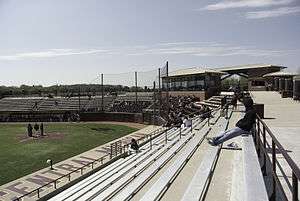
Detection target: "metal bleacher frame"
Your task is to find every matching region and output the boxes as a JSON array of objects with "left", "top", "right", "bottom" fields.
[
  {"left": 179, "top": 112, "right": 229, "bottom": 201},
  {"left": 50, "top": 114, "right": 211, "bottom": 200}
]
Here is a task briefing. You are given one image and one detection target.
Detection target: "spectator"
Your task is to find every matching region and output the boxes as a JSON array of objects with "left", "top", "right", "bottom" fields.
[
  {"left": 40, "top": 123, "right": 44, "bottom": 136},
  {"left": 129, "top": 138, "right": 139, "bottom": 154},
  {"left": 27, "top": 124, "right": 33, "bottom": 137},
  {"left": 221, "top": 96, "right": 227, "bottom": 109},
  {"left": 34, "top": 123, "right": 39, "bottom": 136},
  {"left": 208, "top": 98, "right": 256, "bottom": 146},
  {"left": 231, "top": 95, "right": 238, "bottom": 110}
]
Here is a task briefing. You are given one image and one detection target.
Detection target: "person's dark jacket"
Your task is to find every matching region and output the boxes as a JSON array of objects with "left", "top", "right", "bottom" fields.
[
  {"left": 221, "top": 97, "right": 227, "bottom": 108},
  {"left": 131, "top": 139, "right": 139, "bottom": 151},
  {"left": 236, "top": 99, "right": 256, "bottom": 131}
]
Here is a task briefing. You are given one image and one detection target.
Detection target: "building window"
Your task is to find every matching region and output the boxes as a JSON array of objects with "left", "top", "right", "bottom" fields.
[{"left": 252, "top": 80, "right": 265, "bottom": 86}]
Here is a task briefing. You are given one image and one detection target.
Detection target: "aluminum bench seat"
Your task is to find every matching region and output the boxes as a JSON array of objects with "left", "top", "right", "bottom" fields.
[
  {"left": 180, "top": 117, "right": 229, "bottom": 201},
  {"left": 89, "top": 128, "right": 202, "bottom": 201},
  {"left": 117, "top": 125, "right": 212, "bottom": 201}
]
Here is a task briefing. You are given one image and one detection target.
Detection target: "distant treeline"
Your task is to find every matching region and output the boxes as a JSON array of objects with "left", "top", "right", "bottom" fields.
[{"left": 0, "top": 84, "right": 149, "bottom": 98}]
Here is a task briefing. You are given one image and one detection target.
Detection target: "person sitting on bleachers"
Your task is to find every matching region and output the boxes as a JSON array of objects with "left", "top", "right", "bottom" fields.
[
  {"left": 208, "top": 98, "right": 256, "bottom": 146},
  {"left": 129, "top": 138, "right": 139, "bottom": 154}
]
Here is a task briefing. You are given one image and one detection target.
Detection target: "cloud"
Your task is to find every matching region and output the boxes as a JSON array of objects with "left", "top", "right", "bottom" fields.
[
  {"left": 203, "top": 0, "right": 293, "bottom": 10},
  {"left": 246, "top": 6, "right": 300, "bottom": 18},
  {"left": 0, "top": 49, "right": 110, "bottom": 60},
  {"left": 127, "top": 42, "right": 298, "bottom": 57},
  {"left": 0, "top": 43, "right": 298, "bottom": 61}
]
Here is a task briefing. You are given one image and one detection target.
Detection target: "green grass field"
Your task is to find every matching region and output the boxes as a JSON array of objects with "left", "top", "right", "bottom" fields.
[{"left": 0, "top": 123, "right": 138, "bottom": 186}]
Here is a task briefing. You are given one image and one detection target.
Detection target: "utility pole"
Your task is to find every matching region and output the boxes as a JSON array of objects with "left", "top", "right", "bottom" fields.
[
  {"left": 166, "top": 61, "right": 170, "bottom": 113},
  {"left": 78, "top": 85, "right": 81, "bottom": 112},
  {"left": 101, "top": 73, "right": 104, "bottom": 111},
  {"left": 153, "top": 81, "right": 156, "bottom": 125},
  {"left": 158, "top": 68, "right": 161, "bottom": 116},
  {"left": 135, "top": 71, "right": 138, "bottom": 104}
]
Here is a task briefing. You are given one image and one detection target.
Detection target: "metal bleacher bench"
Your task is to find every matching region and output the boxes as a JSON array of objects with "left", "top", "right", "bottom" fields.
[
  {"left": 242, "top": 134, "right": 268, "bottom": 201},
  {"left": 180, "top": 116, "right": 229, "bottom": 201},
  {"left": 49, "top": 117, "right": 204, "bottom": 201}
]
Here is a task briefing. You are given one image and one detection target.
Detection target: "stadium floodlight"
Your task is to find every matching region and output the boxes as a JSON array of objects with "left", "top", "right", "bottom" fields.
[{"left": 46, "top": 159, "right": 53, "bottom": 170}]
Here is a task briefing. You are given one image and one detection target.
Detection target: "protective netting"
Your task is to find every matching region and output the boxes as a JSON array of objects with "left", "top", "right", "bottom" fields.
[{"left": 86, "top": 69, "right": 161, "bottom": 113}]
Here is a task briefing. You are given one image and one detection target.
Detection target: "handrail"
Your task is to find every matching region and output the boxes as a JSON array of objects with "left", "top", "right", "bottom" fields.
[
  {"left": 12, "top": 112, "right": 212, "bottom": 201},
  {"left": 257, "top": 115, "right": 300, "bottom": 179},
  {"left": 13, "top": 126, "right": 167, "bottom": 201},
  {"left": 254, "top": 114, "right": 299, "bottom": 201}
]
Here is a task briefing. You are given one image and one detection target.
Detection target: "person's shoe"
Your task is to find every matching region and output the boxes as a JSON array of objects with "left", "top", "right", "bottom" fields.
[{"left": 207, "top": 137, "right": 217, "bottom": 146}]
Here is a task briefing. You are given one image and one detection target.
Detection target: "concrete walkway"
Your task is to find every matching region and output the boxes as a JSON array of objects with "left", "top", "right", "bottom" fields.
[
  {"left": 0, "top": 125, "right": 161, "bottom": 201},
  {"left": 251, "top": 91, "right": 300, "bottom": 201},
  {"left": 251, "top": 91, "right": 300, "bottom": 165}
]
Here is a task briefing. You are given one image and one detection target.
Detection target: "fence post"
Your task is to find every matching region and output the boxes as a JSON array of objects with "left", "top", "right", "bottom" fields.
[
  {"left": 207, "top": 116, "right": 210, "bottom": 126},
  {"left": 179, "top": 127, "right": 182, "bottom": 139},
  {"left": 191, "top": 121, "right": 193, "bottom": 133},
  {"left": 271, "top": 139, "right": 277, "bottom": 201},
  {"left": 257, "top": 121, "right": 261, "bottom": 158},
  {"left": 165, "top": 130, "right": 167, "bottom": 144},
  {"left": 262, "top": 126, "right": 267, "bottom": 176},
  {"left": 150, "top": 134, "right": 152, "bottom": 150},
  {"left": 110, "top": 144, "right": 113, "bottom": 159},
  {"left": 292, "top": 172, "right": 298, "bottom": 201},
  {"left": 37, "top": 188, "right": 40, "bottom": 198}
]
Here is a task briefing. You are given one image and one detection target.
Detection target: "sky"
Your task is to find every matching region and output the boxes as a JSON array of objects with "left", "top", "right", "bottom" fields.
[{"left": 0, "top": 0, "right": 299, "bottom": 86}]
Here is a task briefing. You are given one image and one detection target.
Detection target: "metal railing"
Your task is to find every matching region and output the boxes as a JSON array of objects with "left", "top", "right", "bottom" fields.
[
  {"left": 12, "top": 110, "right": 216, "bottom": 201},
  {"left": 12, "top": 126, "right": 166, "bottom": 201},
  {"left": 253, "top": 114, "right": 299, "bottom": 201}
]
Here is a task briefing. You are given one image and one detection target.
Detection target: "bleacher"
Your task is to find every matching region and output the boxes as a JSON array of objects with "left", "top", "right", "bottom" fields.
[
  {"left": 47, "top": 108, "right": 269, "bottom": 201},
  {"left": 0, "top": 96, "right": 115, "bottom": 112},
  {"left": 0, "top": 97, "right": 42, "bottom": 112}
]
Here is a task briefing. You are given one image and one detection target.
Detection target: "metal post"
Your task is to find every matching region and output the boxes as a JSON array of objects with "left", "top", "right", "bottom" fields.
[
  {"left": 257, "top": 122, "right": 261, "bottom": 158},
  {"left": 262, "top": 126, "right": 267, "bottom": 175},
  {"left": 191, "top": 120, "right": 193, "bottom": 133},
  {"left": 165, "top": 130, "right": 167, "bottom": 144},
  {"left": 207, "top": 116, "right": 210, "bottom": 126},
  {"left": 179, "top": 127, "right": 182, "bottom": 139},
  {"left": 153, "top": 81, "right": 156, "bottom": 125},
  {"left": 78, "top": 85, "right": 81, "bottom": 111},
  {"left": 135, "top": 71, "right": 138, "bottom": 104},
  {"left": 101, "top": 73, "right": 104, "bottom": 111},
  {"left": 292, "top": 172, "right": 298, "bottom": 201},
  {"left": 150, "top": 134, "right": 152, "bottom": 150},
  {"left": 158, "top": 68, "right": 161, "bottom": 115},
  {"left": 110, "top": 144, "right": 113, "bottom": 159},
  {"left": 271, "top": 139, "right": 276, "bottom": 201},
  {"left": 166, "top": 61, "right": 170, "bottom": 113}
]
